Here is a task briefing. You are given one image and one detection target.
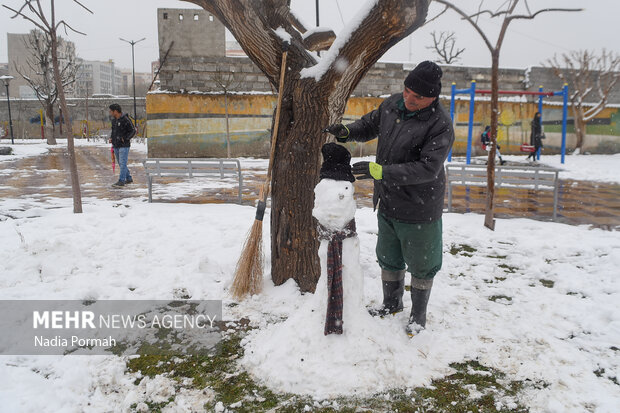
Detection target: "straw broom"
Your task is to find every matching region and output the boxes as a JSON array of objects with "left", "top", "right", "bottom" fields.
[{"left": 230, "top": 41, "right": 289, "bottom": 300}]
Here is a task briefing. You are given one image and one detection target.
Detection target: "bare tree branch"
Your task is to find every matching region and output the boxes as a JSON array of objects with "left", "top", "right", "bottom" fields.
[
  {"left": 56, "top": 20, "right": 87, "bottom": 36},
  {"left": 2, "top": 4, "right": 48, "bottom": 32},
  {"left": 506, "top": 7, "right": 583, "bottom": 22},
  {"left": 421, "top": 5, "right": 448, "bottom": 26},
  {"left": 427, "top": 31, "right": 465, "bottom": 64},
  {"left": 544, "top": 49, "right": 619, "bottom": 150},
  {"left": 433, "top": 0, "right": 494, "bottom": 52}
]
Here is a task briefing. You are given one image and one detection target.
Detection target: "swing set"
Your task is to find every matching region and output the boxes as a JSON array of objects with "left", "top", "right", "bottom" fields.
[{"left": 447, "top": 80, "right": 569, "bottom": 164}]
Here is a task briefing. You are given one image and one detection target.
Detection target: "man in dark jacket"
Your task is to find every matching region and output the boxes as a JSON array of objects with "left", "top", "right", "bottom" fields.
[
  {"left": 324, "top": 61, "right": 454, "bottom": 335},
  {"left": 109, "top": 103, "right": 135, "bottom": 187}
]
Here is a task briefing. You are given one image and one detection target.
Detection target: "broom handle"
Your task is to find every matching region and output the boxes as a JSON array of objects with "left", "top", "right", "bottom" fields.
[{"left": 260, "top": 44, "right": 289, "bottom": 202}]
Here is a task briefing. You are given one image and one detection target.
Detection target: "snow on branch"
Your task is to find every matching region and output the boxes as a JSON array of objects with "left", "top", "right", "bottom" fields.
[{"left": 300, "top": 0, "right": 379, "bottom": 81}]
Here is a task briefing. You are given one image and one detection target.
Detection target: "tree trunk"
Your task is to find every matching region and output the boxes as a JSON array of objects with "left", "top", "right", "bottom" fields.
[
  {"left": 45, "top": 103, "right": 56, "bottom": 145},
  {"left": 51, "top": 31, "right": 82, "bottom": 214},
  {"left": 270, "top": 79, "right": 339, "bottom": 292},
  {"left": 484, "top": 52, "right": 499, "bottom": 230},
  {"left": 572, "top": 106, "right": 586, "bottom": 152},
  {"left": 224, "top": 92, "right": 231, "bottom": 158}
]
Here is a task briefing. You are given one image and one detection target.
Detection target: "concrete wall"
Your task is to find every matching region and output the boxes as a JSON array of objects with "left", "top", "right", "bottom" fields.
[
  {"left": 145, "top": 92, "right": 620, "bottom": 158},
  {"left": 158, "top": 55, "right": 530, "bottom": 98},
  {"left": 0, "top": 97, "right": 146, "bottom": 139},
  {"left": 158, "top": 8, "right": 226, "bottom": 59}
]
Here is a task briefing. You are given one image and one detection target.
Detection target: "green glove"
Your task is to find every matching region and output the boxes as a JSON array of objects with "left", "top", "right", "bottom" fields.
[
  {"left": 369, "top": 162, "right": 383, "bottom": 180},
  {"left": 352, "top": 161, "right": 383, "bottom": 180}
]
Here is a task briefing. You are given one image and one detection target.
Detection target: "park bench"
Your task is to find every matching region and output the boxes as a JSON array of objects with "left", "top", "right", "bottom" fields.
[
  {"left": 445, "top": 163, "right": 560, "bottom": 220},
  {"left": 143, "top": 158, "right": 243, "bottom": 204}
]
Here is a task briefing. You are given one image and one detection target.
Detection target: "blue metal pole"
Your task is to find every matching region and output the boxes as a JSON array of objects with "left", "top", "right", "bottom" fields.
[
  {"left": 466, "top": 80, "right": 476, "bottom": 164},
  {"left": 537, "top": 86, "right": 543, "bottom": 160},
  {"left": 561, "top": 83, "right": 568, "bottom": 164},
  {"left": 448, "top": 82, "right": 456, "bottom": 162}
]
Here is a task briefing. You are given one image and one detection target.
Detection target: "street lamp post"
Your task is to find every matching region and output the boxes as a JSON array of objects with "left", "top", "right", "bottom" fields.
[
  {"left": 119, "top": 37, "right": 146, "bottom": 127},
  {"left": 0, "top": 75, "right": 15, "bottom": 144}
]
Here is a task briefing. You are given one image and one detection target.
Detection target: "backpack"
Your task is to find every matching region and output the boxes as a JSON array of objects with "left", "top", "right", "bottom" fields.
[{"left": 125, "top": 115, "right": 137, "bottom": 140}]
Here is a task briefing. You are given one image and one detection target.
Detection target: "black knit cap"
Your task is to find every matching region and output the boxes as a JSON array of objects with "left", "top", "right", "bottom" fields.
[
  {"left": 404, "top": 61, "right": 443, "bottom": 98},
  {"left": 319, "top": 143, "right": 355, "bottom": 182}
]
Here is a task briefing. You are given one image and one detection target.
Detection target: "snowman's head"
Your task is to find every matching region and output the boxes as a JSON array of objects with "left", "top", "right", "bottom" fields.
[{"left": 312, "top": 179, "right": 356, "bottom": 230}]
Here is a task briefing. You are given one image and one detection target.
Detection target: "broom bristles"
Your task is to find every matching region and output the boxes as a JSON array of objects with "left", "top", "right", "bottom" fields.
[{"left": 231, "top": 219, "right": 264, "bottom": 300}]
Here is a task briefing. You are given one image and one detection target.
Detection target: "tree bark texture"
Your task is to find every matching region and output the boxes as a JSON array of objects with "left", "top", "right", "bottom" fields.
[{"left": 484, "top": 53, "right": 499, "bottom": 230}]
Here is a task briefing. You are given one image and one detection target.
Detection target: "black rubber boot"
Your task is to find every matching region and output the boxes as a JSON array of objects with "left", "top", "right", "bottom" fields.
[
  {"left": 406, "top": 279, "right": 433, "bottom": 336},
  {"left": 369, "top": 270, "right": 405, "bottom": 317}
]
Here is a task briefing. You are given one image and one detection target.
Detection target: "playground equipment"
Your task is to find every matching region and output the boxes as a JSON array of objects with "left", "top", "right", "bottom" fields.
[{"left": 448, "top": 81, "right": 569, "bottom": 164}]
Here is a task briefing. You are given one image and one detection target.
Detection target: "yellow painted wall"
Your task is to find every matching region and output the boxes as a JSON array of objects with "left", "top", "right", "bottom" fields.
[{"left": 146, "top": 92, "right": 620, "bottom": 157}]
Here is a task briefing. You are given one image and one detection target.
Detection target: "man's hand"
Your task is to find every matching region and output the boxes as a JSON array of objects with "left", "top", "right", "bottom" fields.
[
  {"left": 352, "top": 161, "right": 383, "bottom": 180},
  {"left": 323, "top": 123, "right": 349, "bottom": 143}
]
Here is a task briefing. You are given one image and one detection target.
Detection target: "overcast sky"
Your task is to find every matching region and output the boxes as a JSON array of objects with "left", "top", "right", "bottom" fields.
[{"left": 0, "top": 0, "right": 617, "bottom": 73}]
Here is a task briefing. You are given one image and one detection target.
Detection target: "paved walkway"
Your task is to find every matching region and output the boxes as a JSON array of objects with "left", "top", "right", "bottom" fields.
[{"left": 1, "top": 145, "right": 618, "bottom": 229}]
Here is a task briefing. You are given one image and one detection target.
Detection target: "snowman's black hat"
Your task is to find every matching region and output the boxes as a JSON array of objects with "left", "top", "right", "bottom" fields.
[{"left": 319, "top": 143, "right": 355, "bottom": 182}]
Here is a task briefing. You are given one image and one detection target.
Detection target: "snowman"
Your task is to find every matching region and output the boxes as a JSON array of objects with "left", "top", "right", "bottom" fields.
[{"left": 312, "top": 143, "right": 366, "bottom": 335}]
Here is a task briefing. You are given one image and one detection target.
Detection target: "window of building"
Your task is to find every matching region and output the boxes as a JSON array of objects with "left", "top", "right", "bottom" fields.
[
  {"left": 193, "top": 14, "right": 199, "bottom": 21},
  {"left": 163, "top": 12, "right": 168, "bottom": 20},
  {"left": 179, "top": 13, "right": 184, "bottom": 21},
  {"left": 209, "top": 14, "right": 214, "bottom": 22}
]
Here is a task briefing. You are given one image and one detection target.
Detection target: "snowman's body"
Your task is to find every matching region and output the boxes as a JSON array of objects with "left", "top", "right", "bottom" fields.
[{"left": 312, "top": 179, "right": 366, "bottom": 332}]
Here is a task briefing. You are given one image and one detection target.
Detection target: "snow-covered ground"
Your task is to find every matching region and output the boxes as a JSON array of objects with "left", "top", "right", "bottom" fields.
[
  {"left": 2, "top": 140, "right": 619, "bottom": 186},
  {"left": 0, "top": 196, "right": 618, "bottom": 412},
  {"left": 472, "top": 154, "right": 620, "bottom": 185},
  {"left": 0, "top": 139, "right": 50, "bottom": 161},
  {"left": 0, "top": 138, "right": 148, "bottom": 161}
]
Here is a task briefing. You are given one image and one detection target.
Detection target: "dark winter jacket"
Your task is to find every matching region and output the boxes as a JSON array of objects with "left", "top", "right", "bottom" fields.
[
  {"left": 481, "top": 130, "right": 490, "bottom": 145},
  {"left": 110, "top": 114, "right": 135, "bottom": 148},
  {"left": 345, "top": 93, "right": 455, "bottom": 223},
  {"left": 530, "top": 118, "right": 543, "bottom": 148}
]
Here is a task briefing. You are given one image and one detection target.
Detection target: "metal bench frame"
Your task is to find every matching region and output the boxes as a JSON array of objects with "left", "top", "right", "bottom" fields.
[
  {"left": 143, "top": 158, "right": 243, "bottom": 203},
  {"left": 446, "top": 163, "right": 560, "bottom": 220}
]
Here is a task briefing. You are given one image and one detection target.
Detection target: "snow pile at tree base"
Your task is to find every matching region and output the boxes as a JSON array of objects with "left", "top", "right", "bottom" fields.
[{"left": 241, "top": 302, "right": 450, "bottom": 398}]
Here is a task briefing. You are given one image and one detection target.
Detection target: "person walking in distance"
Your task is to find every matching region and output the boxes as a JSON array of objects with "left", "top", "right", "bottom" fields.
[
  {"left": 109, "top": 103, "right": 135, "bottom": 187},
  {"left": 527, "top": 112, "right": 544, "bottom": 162},
  {"left": 324, "top": 61, "right": 455, "bottom": 336},
  {"left": 481, "top": 125, "right": 506, "bottom": 165}
]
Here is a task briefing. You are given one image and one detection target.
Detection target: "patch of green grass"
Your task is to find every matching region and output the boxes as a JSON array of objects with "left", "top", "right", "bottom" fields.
[
  {"left": 487, "top": 254, "right": 508, "bottom": 259},
  {"left": 489, "top": 295, "right": 513, "bottom": 303},
  {"left": 450, "top": 243, "right": 477, "bottom": 257},
  {"left": 539, "top": 279, "right": 555, "bottom": 288},
  {"left": 498, "top": 263, "right": 519, "bottom": 274},
  {"left": 124, "top": 328, "right": 529, "bottom": 412},
  {"left": 412, "top": 361, "right": 527, "bottom": 412}
]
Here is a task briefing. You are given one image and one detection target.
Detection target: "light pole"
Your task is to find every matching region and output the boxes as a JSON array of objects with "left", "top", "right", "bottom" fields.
[
  {"left": 0, "top": 75, "right": 15, "bottom": 144},
  {"left": 119, "top": 37, "right": 146, "bottom": 127}
]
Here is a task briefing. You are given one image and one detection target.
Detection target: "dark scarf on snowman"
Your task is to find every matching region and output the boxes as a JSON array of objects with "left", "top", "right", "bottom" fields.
[{"left": 318, "top": 219, "right": 357, "bottom": 335}]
